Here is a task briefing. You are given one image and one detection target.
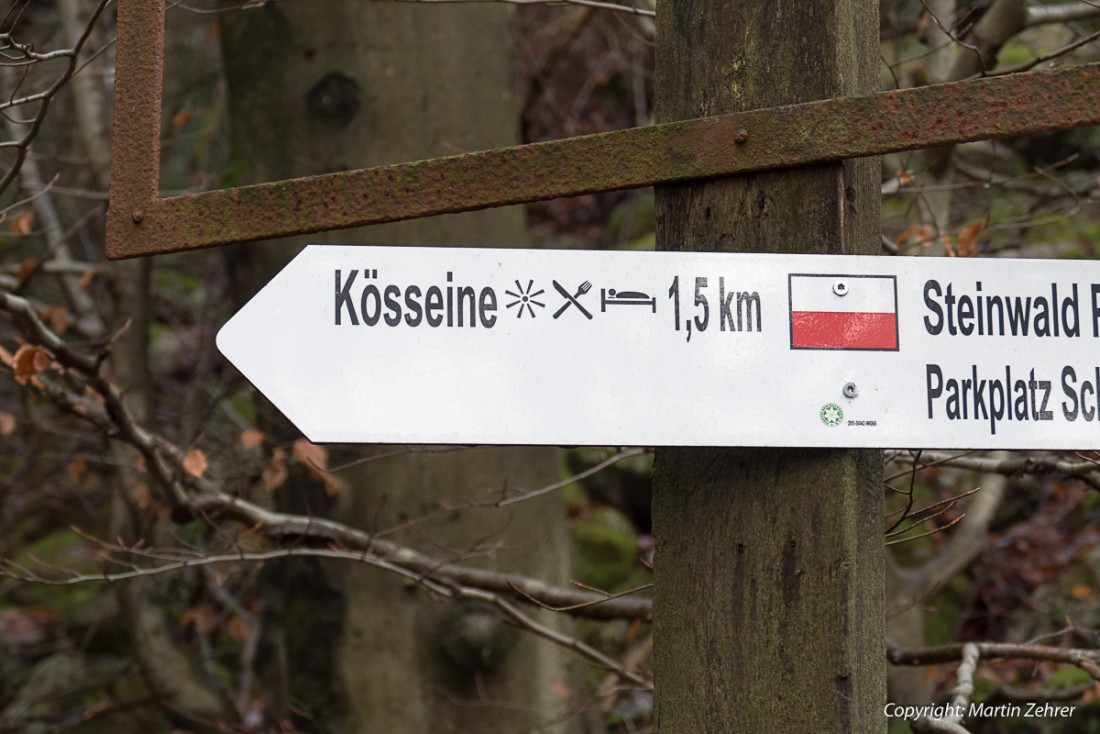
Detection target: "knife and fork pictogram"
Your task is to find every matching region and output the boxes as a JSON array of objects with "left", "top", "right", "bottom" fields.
[{"left": 552, "top": 280, "right": 593, "bottom": 319}]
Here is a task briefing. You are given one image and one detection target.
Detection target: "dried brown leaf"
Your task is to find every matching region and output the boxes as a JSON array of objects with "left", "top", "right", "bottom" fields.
[
  {"left": 240, "top": 427, "right": 265, "bottom": 451},
  {"left": 78, "top": 269, "right": 96, "bottom": 291},
  {"left": 894, "top": 224, "right": 935, "bottom": 247},
  {"left": 40, "top": 305, "right": 70, "bottom": 335},
  {"left": 225, "top": 616, "right": 249, "bottom": 644},
  {"left": 293, "top": 438, "right": 342, "bottom": 495},
  {"left": 1071, "top": 583, "right": 1094, "bottom": 600},
  {"left": 0, "top": 411, "right": 16, "bottom": 436},
  {"left": 16, "top": 258, "right": 36, "bottom": 281},
  {"left": 68, "top": 457, "right": 88, "bottom": 481},
  {"left": 263, "top": 447, "right": 288, "bottom": 492},
  {"left": 320, "top": 474, "right": 343, "bottom": 496},
  {"left": 131, "top": 482, "right": 153, "bottom": 510},
  {"left": 292, "top": 438, "right": 328, "bottom": 470},
  {"left": 11, "top": 345, "right": 52, "bottom": 385},
  {"left": 84, "top": 384, "right": 105, "bottom": 404},
  {"left": 955, "top": 220, "right": 985, "bottom": 257},
  {"left": 182, "top": 448, "right": 208, "bottom": 478},
  {"left": 180, "top": 603, "right": 217, "bottom": 636},
  {"left": 172, "top": 108, "right": 193, "bottom": 129},
  {"left": 10, "top": 209, "right": 33, "bottom": 235}
]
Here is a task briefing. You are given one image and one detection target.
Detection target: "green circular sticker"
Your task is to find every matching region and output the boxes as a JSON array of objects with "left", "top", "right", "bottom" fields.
[{"left": 820, "top": 403, "right": 844, "bottom": 427}]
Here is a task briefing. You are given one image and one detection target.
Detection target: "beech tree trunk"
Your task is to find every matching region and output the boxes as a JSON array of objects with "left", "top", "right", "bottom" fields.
[
  {"left": 652, "top": 1, "right": 886, "bottom": 731},
  {"left": 220, "top": 5, "right": 583, "bottom": 732}
]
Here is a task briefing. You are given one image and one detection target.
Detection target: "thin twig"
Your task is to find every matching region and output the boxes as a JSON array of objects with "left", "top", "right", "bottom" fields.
[{"left": 496, "top": 447, "right": 647, "bottom": 507}]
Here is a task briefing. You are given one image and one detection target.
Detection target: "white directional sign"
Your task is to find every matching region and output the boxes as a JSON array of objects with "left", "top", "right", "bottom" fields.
[{"left": 217, "top": 246, "right": 1100, "bottom": 449}]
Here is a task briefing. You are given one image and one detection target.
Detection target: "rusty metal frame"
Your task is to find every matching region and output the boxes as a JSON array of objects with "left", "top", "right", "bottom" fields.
[{"left": 105, "top": 0, "right": 1100, "bottom": 259}]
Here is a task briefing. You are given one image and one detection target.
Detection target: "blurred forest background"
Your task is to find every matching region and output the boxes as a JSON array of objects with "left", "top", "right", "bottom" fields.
[{"left": 2, "top": 0, "right": 1100, "bottom": 732}]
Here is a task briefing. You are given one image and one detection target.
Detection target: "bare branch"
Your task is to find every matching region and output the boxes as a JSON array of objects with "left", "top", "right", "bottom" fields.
[
  {"left": 917, "top": 0, "right": 963, "bottom": 84},
  {"left": 2, "top": 117, "right": 105, "bottom": 335},
  {"left": 888, "top": 641, "right": 1100, "bottom": 680},
  {"left": 474, "top": 590, "right": 650, "bottom": 686},
  {"left": 192, "top": 492, "right": 655, "bottom": 620},
  {"left": 0, "top": 284, "right": 653, "bottom": 621},
  {"left": 1, "top": 543, "right": 651, "bottom": 685},
  {"left": 952, "top": 643, "right": 980, "bottom": 709},
  {"left": 887, "top": 450, "right": 1100, "bottom": 490},
  {"left": 57, "top": 0, "right": 112, "bottom": 189},
  {"left": 911, "top": 716, "right": 972, "bottom": 733},
  {"left": 1026, "top": 2, "right": 1100, "bottom": 27},
  {"left": 893, "top": 460, "right": 1006, "bottom": 605},
  {"left": 949, "top": 0, "right": 1028, "bottom": 80},
  {"left": 886, "top": 487, "right": 979, "bottom": 538},
  {"left": 913, "top": 643, "right": 980, "bottom": 732},
  {"left": 0, "top": 0, "right": 111, "bottom": 196},
  {"left": 510, "top": 580, "right": 653, "bottom": 613},
  {"left": 989, "top": 28, "right": 1100, "bottom": 75},
  {"left": 496, "top": 447, "right": 647, "bottom": 507},
  {"left": 885, "top": 512, "right": 966, "bottom": 547}
]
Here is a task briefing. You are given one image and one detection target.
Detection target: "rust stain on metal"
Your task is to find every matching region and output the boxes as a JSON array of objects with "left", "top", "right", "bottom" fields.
[
  {"left": 106, "top": 0, "right": 163, "bottom": 258},
  {"left": 105, "top": 0, "right": 1100, "bottom": 258}
]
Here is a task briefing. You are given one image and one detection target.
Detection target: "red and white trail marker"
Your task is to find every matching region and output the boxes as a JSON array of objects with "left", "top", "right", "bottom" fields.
[
  {"left": 217, "top": 245, "right": 1100, "bottom": 449},
  {"left": 789, "top": 274, "right": 898, "bottom": 351}
]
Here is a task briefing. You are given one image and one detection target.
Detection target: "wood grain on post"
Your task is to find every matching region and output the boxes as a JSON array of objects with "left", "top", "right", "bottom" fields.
[{"left": 652, "top": 2, "right": 886, "bottom": 731}]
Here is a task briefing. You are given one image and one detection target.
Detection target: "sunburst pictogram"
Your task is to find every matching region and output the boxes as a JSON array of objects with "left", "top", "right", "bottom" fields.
[{"left": 504, "top": 279, "right": 546, "bottom": 318}]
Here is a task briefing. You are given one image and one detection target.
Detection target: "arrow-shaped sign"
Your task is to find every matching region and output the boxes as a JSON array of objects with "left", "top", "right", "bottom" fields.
[{"left": 218, "top": 245, "right": 1100, "bottom": 449}]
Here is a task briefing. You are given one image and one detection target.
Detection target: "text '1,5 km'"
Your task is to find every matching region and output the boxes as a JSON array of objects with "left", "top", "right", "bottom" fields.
[{"left": 217, "top": 246, "right": 1100, "bottom": 448}]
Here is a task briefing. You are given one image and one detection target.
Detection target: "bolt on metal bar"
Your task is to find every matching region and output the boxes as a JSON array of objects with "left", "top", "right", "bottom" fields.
[{"left": 105, "top": 0, "right": 1100, "bottom": 259}]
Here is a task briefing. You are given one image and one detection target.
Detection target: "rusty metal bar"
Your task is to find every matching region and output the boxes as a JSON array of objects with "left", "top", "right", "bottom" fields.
[
  {"left": 106, "top": 0, "right": 162, "bottom": 245},
  {"left": 105, "top": 0, "right": 1100, "bottom": 258}
]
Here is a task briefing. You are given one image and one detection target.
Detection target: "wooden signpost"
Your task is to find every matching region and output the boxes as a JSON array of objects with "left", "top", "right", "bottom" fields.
[
  {"left": 652, "top": 3, "right": 885, "bottom": 730},
  {"left": 107, "top": 0, "right": 1100, "bottom": 730}
]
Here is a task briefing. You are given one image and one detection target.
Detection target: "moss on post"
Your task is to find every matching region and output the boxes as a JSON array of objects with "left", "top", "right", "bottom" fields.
[{"left": 652, "top": 1, "right": 886, "bottom": 731}]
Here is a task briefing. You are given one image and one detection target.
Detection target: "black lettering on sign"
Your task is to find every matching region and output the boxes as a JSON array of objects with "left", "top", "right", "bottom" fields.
[
  {"left": 924, "top": 280, "right": 1083, "bottom": 338},
  {"left": 335, "top": 270, "right": 358, "bottom": 325},
  {"left": 927, "top": 363, "right": 1059, "bottom": 435},
  {"left": 1092, "top": 284, "right": 1100, "bottom": 338},
  {"left": 333, "top": 269, "right": 499, "bottom": 329}
]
